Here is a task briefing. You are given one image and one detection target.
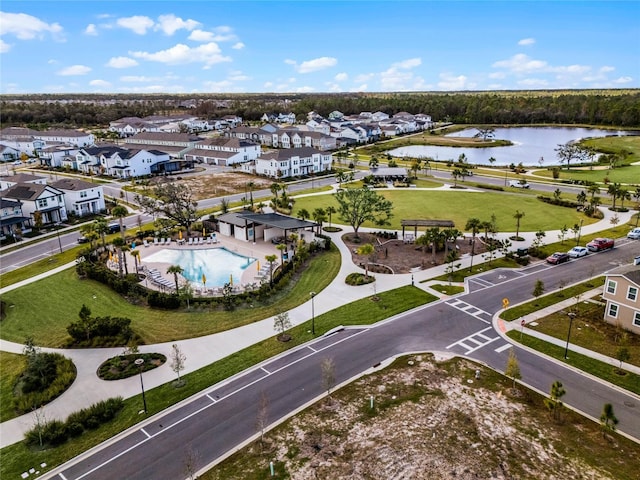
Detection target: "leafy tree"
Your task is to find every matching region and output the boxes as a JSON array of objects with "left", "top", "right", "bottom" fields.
[
  {"left": 544, "top": 380, "right": 566, "bottom": 421},
  {"left": 505, "top": 348, "right": 521, "bottom": 390},
  {"left": 615, "top": 347, "right": 630, "bottom": 373},
  {"left": 167, "top": 265, "right": 184, "bottom": 293},
  {"left": 368, "top": 155, "right": 379, "bottom": 169},
  {"left": 576, "top": 190, "right": 587, "bottom": 209},
  {"left": 321, "top": 357, "right": 336, "bottom": 401},
  {"left": 273, "top": 312, "right": 292, "bottom": 341},
  {"left": 555, "top": 143, "right": 589, "bottom": 170},
  {"left": 600, "top": 403, "right": 619, "bottom": 438},
  {"left": 334, "top": 188, "right": 393, "bottom": 240},
  {"left": 532, "top": 279, "right": 545, "bottom": 301},
  {"left": 444, "top": 250, "right": 461, "bottom": 285},
  {"left": 136, "top": 183, "right": 198, "bottom": 234},
  {"left": 111, "top": 205, "right": 128, "bottom": 240},
  {"left": 475, "top": 128, "right": 495, "bottom": 141},
  {"left": 170, "top": 343, "right": 186, "bottom": 387}
]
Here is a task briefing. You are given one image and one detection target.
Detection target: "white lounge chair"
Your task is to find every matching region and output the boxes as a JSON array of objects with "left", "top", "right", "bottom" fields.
[
  {"left": 207, "top": 237, "right": 212, "bottom": 244},
  {"left": 153, "top": 238, "right": 159, "bottom": 245},
  {"left": 188, "top": 238, "right": 193, "bottom": 246},
  {"left": 143, "top": 239, "right": 149, "bottom": 247}
]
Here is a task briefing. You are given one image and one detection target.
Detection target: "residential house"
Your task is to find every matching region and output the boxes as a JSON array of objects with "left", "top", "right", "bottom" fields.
[
  {"left": 50, "top": 178, "right": 106, "bottom": 217},
  {"left": 216, "top": 211, "right": 317, "bottom": 244},
  {"left": 108, "top": 117, "right": 160, "bottom": 138},
  {"left": 0, "top": 144, "right": 21, "bottom": 162},
  {"left": 0, "top": 197, "right": 32, "bottom": 238},
  {"left": 249, "top": 147, "right": 333, "bottom": 178},
  {"left": 0, "top": 173, "right": 47, "bottom": 191},
  {"left": 602, "top": 265, "right": 640, "bottom": 333},
  {"left": 76, "top": 145, "right": 174, "bottom": 178},
  {"left": 123, "top": 132, "right": 203, "bottom": 159},
  {"left": 0, "top": 127, "right": 46, "bottom": 156},
  {"left": 1, "top": 182, "right": 67, "bottom": 225},
  {"left": 183, "top": 137, "right": 260, "bottom": 166},
  {"left": 39, "top": 145, "right": 81, "bottom": 168}
]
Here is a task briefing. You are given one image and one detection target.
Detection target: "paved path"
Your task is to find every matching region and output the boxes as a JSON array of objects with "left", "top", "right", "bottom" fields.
[{"left": 0, "top": 205, "right": 637, "bottom": 448}]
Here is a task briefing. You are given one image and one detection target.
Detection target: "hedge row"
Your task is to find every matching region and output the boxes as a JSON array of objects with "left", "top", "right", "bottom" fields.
[{"left": 537, "top": 195, "right": 581, "bottom": 209}]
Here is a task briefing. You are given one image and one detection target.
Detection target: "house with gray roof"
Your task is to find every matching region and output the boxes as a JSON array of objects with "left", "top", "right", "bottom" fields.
[
  {"left": 216, "top": 211, "right": 318, "bottom": 244},
  {"left": 50, "top": 178, "right": 106, "bottom": 217},
  {"left": 1, "top": 182, "right": 67, "bottom": 225},
  {"left": 0, "top": 197, "right": 31, "bottom": 238}
]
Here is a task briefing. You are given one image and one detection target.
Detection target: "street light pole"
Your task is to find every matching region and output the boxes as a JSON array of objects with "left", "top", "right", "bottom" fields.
[
  {"left": 310, "top": 291, "right": 316, "bottom": 336},
  {"left": 564, "top": 311, "right": 577, "bottom": 359},
  {"left": 576, "top": 218, "right": 584, "bottom": 246},
  {"left": 134, "top": 358, "right": 147, "bottom": 413},
  {"left": 55, "top": 224, "right": 63, "bottom": 254}
]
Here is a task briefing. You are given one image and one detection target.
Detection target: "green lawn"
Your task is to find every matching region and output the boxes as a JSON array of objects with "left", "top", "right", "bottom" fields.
[
  {"left": 292, "top": 189, "right": 597, "bottom": 233},
  {"left": 532, "top": 165, "right": 640, "bottom": 185},
  {"left": 0, "top": 351, "right": 26, "bottom": 422},
  {"left": 0, "top": 246, "right": 341, "bottom": 347}
]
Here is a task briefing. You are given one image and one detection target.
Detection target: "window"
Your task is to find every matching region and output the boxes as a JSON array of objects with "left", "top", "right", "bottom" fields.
[
  {"left": 608, "top": 303, "right": 618, "bottom": 318},
  {"left": 37, "top": 198, "right": 48, "bottom": 208},
  {"left": 627, "top": 286, "right": 638, "bottom": 302},
  {"left": 606, "top": 280, "right": 617, "bottom": 295},
  {"left": 80, "top": 191, "right": 87, "bottom": 198},
  {"left": 634, "top": 312, "right": 640, "bottom": 327}
]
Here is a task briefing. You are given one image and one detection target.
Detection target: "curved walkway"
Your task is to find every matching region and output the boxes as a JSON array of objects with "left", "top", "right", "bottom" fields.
[{"left": 0, "top": 205, "right": 637, "bottom": 448}]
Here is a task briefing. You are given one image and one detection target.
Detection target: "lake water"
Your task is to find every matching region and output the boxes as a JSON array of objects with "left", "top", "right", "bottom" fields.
[{"left": 387, "top": 127, "right": 637, "bottom": 166}]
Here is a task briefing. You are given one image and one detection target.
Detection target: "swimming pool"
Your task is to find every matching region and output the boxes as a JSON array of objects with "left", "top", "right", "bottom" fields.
[{"left": 144, "top": 247, "right": 256, "bottom": 287}]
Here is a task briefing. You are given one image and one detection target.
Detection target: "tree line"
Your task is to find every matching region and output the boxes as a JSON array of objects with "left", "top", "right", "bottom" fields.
[{"left": 1, "top": 90, "right": 639, "bottom": 129}]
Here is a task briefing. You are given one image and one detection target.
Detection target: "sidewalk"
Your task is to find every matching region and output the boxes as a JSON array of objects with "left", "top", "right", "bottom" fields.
[{"left": 0, "top": 206, "right": 637, "bottom": 448}]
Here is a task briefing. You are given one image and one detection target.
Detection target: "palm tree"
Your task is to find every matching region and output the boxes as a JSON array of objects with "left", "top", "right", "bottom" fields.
[
  {"left": 312, "top": 207, "right": 327, "bottom": 234},
  {"left": 130, "top": 249, "right": 140, "bottom": 273},
  {"left": 120, "top": 244, "right": 130, "bottom": 276},
  {"left": 111, "top": 205, "right": 128, "bottom": 241},
  {"left": 465, "top": 218, "right": 481, "bottom": 271},
  {"left": 167, "top": 265, "right": 184, "bottom": 293},
  {"left": 326, "top": 205, "right": 337, "bottom": 227},
  {"left": 488, "top": 157, "right": 496, "bottom": 167},
  {"left": 94, "top": 217, "right": 109, "bottom": 249},
  {"left": 513, "top": 210, "right": 525, "bottom": 239},
  {"left": 265, "top": 254, "right": 277, "bottom": 286},
  {"left": 80, "top": 223, "right": 99, "bottom": 251},
  {"left": 600, "top": 403, "right": 618, "bottom": 438},
  {"left": 247, "top": 181, "right": 255, "bottom": 208},
  {"left": 276, "top": 243, "right": 287, "bottom": 265},
  {"left": 619, "top": 188, "right": 631, "bottom": 209},
  {"left": 270, "top": 183, "right": 281, "bottom": 208},
  {"left": 607, "top": 183, "right": 621, "bottom": 210},
  {"left": 357, "top": 243, "right": 375, "bottom": 277},
  {"left": 112, "top": 237, "right": 125, "bottom": 277},
  {"left": 297, "top": 208, "right": 310, "bottom": 221}
]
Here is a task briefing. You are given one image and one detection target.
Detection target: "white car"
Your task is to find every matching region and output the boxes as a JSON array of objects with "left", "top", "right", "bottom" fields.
[
  {"left": 509, "top": 180, "right": 530, "bottom": 188},
  {"left": 568, "top": 246, "right": 588, "bottom": 258},
  {"left": 628, "top": 227, "right": 640, "bottom": 240}
]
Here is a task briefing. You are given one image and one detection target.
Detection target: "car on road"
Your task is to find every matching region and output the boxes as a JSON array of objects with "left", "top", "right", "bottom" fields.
[
  {"left": 546, "top": 252, "right": 571, "bottom": 265},
  {"left": 509, "top": 180, "right": 530, "bottom": 188},
  {"left": 627, "top": 228, "right": 640, "bottom": 240},
  {"left": 12, "top": 160, "right": 22, "bottom": 166},
  {"left": 568, "top": 246, "right": 588, "bottom": 258},
  {"left": 77, "top": 236, "right": 89, "bottom": 244},
  {"left": 586, "top": 237, "right": 615, "bottom": 252},
  {"left": 108, "top": 223, "right": 121, "bottom": 233}
]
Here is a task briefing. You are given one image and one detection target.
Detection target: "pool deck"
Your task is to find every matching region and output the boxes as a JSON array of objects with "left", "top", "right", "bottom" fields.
[{"left": 116, "top": 233, "right": 286, "bottom": 294}]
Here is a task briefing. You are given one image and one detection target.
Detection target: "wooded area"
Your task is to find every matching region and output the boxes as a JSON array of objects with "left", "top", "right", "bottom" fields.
[{"left": 1, "top": 90, "right": 639, "bottom": 129}]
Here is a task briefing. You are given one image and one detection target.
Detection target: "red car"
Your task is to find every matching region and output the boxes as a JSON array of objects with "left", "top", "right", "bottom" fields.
[
  {"left": 546, "top": 252, "right": 570, "bottom": 265},
  {"left": 586, "top": 237, "right": 615, "bottom": 252}
]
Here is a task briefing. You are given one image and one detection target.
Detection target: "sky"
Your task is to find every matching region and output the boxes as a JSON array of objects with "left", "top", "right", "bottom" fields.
[{"left": 0, "top": 1, "right": 638, "bottom": 95}]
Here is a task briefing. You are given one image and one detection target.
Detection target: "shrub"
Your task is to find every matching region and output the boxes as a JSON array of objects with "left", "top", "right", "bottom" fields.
[{"left": 345, "top": 273, "right": 376, "bottom": 286}]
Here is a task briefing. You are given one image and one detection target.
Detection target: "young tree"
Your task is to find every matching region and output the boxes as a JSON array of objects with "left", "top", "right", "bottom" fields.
[
  {"left": 256, "top": 391, "right": 269, "bottom": 449},
  {"left": 273, "top": 312, "right": 292, "bottom": 341},
  {"left": 465, "top": 218, "right": 481, "bottom": 272},
  {"left": 615, "top": 347, "right": 630, "bottom": 373},
  {"left": 513, "top": 210, "right": 525, "bottom": 239},
  {"left": 532, "top": 279, "right": 545, "bottom": 302},
  {"left": 557, "top": 224, "right": 568, "bottom": 244},
  {"left": 265, "top": 254, "right": 277, "bottom": 286},
  {"left": 136, "top": 183, "right": 198, "bottom": 234},
  {"left": 334, "top": 188, "right": 393, "bottom": 240},
  {"left": 505, "top": 349, "right": 521, "bottom": 391},
  {"left": 600, "top": 403, "right": 619, "bottom": 438},
  {"left": 357, "top": 243, "right": 375, "bottom": 277},
  {"left": 321, "top": 357, "right": 336, "bottom": 401},
  {"left": 444, "top": 250, "right": 461, "bottom": 285},
  {"left": 170, "top": 343, "right": 186, "bottom": 387},
  {"left": 326, "top": 205, "right": 337, "bottom": 227},
  {"left": 167, "top": 265, "right": 184, "bottom": 293},
  {"left": 544, "top": 380, "right": 566, "bottom": 421}
]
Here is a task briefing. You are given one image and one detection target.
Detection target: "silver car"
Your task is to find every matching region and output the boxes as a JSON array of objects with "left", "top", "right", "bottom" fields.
[{"left": 628, "top": 228, "right": 640, "bottom": 240}]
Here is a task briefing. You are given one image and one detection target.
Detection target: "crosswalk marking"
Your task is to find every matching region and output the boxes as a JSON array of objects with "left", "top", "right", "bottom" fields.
[
  {"left": 495, "top": 343, "right": 513, "bottom": 353},
  {"left": 446, "top": 327, "right": 501, "bottom": 354},
  {"left": 445, "top": 299, "right": 491, "bottom": 324}
]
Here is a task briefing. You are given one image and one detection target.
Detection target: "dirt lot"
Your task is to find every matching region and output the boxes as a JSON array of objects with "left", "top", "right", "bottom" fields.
[
  {"left": 207, "top": 355, "right": 639, "bottom": 480},
  {"left": 343, "top": 232, "right": 486, "bottom": 274}
]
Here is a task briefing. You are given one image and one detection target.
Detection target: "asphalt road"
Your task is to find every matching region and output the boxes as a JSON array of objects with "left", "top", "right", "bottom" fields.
[{"left": 44, "top": 241, "right": 640, "bottom": 480}]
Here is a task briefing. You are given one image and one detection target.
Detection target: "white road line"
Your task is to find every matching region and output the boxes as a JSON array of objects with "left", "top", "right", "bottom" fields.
[
  {"left": 140, "top": 428, "right": 151, "bottom": 438},
  {"left": 59, "top": 474, "right": 68, "bottom": 480},
  {"left": 307, "top": 345, "right": 317, "bottom": 352},
  {"left": 464, "top": 336, "right": 500, "bottom": 354},
  {"left": 495, "top": 343, "right": 513, "bottom": 353},
  {"left": 261, "top": 367, "right": 270, "bottom": 374},
  {"left": 206, "top": 394, "right": 217, "bottom": 403}
]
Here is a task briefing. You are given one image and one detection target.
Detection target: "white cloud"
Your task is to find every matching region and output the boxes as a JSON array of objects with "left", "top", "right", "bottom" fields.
[
  {"left": 554, "top": 64, "right": 590, "bottom": 75},
  {"left": 0, "top": 38, "right": 10, "bottom": 53},
  {"left": 354, "top": 73, "right": 374, "bottom": 83},
  {"left": 437, "top": 73, "right": 469, "bottom": 90},
  {"left": 57, "top": 65, "right": 91, "bottom": 76},
  {"left": 84, "top": 24, "right": 98, "bottom": 36},
  {"left": 350, "top": 84, "right": 368, "bottom": 92},
  {"left": 518, "top": 38, "right": 535, "bottom": 46},
  {"left": 155, "top": 14, "right": 200, "bottom": 35},
  {"left": 613, "top": 76, "right": 633, "bottom": 84},
  {"left": 0, "top": 12, "right": 64, "bottom": 41},
  {"left": 130, "top": 42, "right": 231, "bottom": 66},
  {"left": 120, "top": 75, "right": 156, "bottom": 82},
  {"left": 326, "top": 82, "right": 342, "bottom": 92},
  {"left": 288, "top": 56, "right": 337, "bottom": 73},
  {"left": 379, "top": 58, "right": 424, "bottom": 91},
  {"left": 89, "top": 79, "right": 111, "bottom": 88},
  {"left": 117, "top": 16, "right": 154, "bottom": 35},
  {"left": 392, "top": 58, "right": 421, "bottom": 69},
  {"left": 335, "top": 72, "right": 348, "bottom": 82},
  {"left": 492, "top": 54, "right": 548, "bottom": 73},
  {"left": 106, "top": 56, "right": 138, "bottom": 68},
  {"left": 296, "top": 86, "right": 315, "bottom": 93},
  {"left": 229, "top": 72, "right": 250, "bottom": 81},
  {"left": 488, "top": 72, "right": 506, "bottom": 79},
  {"left": 600, "top": 66, "right": 615, "bottom": 73},
  {"left": 263, "top": 81, "right": 274, "bottom": 89},
  {"left": 188, "top": 29, "right": 214, "bottom": 42},
  {"left": 232, "top": 42, "right": 245, "bottom": 50}
]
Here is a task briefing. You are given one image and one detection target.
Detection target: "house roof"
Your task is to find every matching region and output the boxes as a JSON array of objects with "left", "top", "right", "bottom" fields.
[
  {"left": 2, "top": 183, "right": 62, "bottom": 201},
  {"left": 0, "top": 197, "right": 22, "bottom": 208},
  {"left": 201, "top": 137, "right": 258, "bottom": 149},
  {"left": 370, "top": 167, "right": 408, "bottom": 177},
  {"left": 50, "top": 178, "right": 98, "bottom": 191},
  {"left": 128, "top": 132, "right": 202, "bottom": 142},
  {"left": 607, "top": 265, "right": 640, "bottom": 286},
  {"left": 259, "top": 147, "right": 319, "bottom": 161},
  {"left": 185, "top": 149, "right": 237, "bottom": 159}
]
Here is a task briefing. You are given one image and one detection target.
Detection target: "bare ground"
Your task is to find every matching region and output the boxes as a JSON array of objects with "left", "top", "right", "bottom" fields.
[{"left": 206, "top": 355, "right": 638, "bottom": 480}]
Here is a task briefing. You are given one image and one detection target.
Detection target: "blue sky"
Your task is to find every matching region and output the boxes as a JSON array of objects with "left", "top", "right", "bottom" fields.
[{"left": 1, "top": 1, "right": 638, "bottom": 94}]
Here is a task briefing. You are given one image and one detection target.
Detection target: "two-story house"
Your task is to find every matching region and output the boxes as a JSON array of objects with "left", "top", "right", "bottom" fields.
[
  {"left": 602, "top": 265, "right": 640, "bottom": 333},
  {"left": 50, "top": 178, "right": 106, "bottom": 217},
  {"left": 247, "top": 147, "right": 333, "bottom": 178},
  {"left": 0, "top": 197, "right": 31, "bottom": 238},
  {"left": 0, "top": 173, "right": 47, "bottom": 191},
  {"left": 1, "top": 183, "right": 67, "bottom": 225},
  {"left": 183, "top": 137, "right": 260, "bottom": 166}
]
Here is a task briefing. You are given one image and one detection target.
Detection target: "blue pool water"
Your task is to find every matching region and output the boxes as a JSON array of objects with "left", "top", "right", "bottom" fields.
[{"left": 144, "top": 247, "right": 256, "bottom": 287}]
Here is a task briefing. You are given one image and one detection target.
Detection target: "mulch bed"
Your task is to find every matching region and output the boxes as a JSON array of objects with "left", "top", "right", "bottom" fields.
[{"left": 343, "top": 232, "right": 486, "bottom": 274}]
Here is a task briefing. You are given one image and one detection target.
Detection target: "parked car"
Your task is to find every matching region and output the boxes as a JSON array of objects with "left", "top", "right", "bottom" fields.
[
  {"left": 77, "top": 236, "right": 89, "bottom": 244},
  {"left": 108, "top": 223, "right": 121, "bottom": 233},
  {"left": 586, "top": 237, "right": 615, "bottom": 252},
  {"left": 568, "top": 246, "right": 588, "bottom": 258},
  {"left": 546, "top": 252, "right": 570, "bottom": 265},
  {"left": 509, "top": 180, "right": 530, "bottom": 188},
  {"left": 627, "top": 227, "right": 640, "bottom": 240},
  {"left": 12, "top": 160, "right": 22, "bottom": 166}
]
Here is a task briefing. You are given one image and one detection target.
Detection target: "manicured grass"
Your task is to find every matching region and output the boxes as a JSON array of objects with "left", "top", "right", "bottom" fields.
[
  {"left": 0, "top": 246, "right": 341, "bottom": 347},
  {"left": 506, "top": 332, "right": 640, "bottom": 395},
  {"left": 428, "top": 284, "right": 464, "bottom": 295},
  {"left": 0, "top": 351, "right": 26, "bottom": 422},
  {"left": 532, "top": 165, "right": 640, "bottom": 184},
  {"left": 500, "top": 277, "right": 605, "bottom": 321},
  {"left": 0, "top": 285, "right": 435, "bottom": 479},
  {"left": 292, "top": 190, "right": 597, "bottom": 233},
  {"left": 428, "top": 257, "right": 522, "bottom": 282}
]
